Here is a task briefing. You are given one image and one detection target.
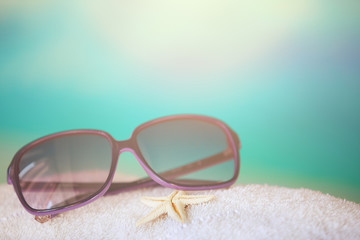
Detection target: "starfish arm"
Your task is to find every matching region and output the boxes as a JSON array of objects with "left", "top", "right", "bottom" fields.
[
  {"left": 141, "top": 196, "right": 168, "bottom": 201},
  {"left": 177, "top": 191, "right": 186, "bottom": 196},
  {"left": 166, "top": 201, "right": 183, "bottom": 223},
  {"left": 140, "top": 191, "right": 179, "bottom": 207},
  {"left": 178, "top": 195, "right": 215, "bottom": 205},
  {"left": 173, "top": 200, "right": 186, "bottom": 222},
  {"left": 140, "top": 197, "right": 166, "bottom": 207},
  {"left": 136, "top": 203, "right": 167, "bottom": 226}
]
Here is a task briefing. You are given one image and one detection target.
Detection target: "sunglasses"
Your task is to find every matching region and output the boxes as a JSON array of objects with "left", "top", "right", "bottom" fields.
[{"left": 7, "top": 114, "right": 241, "bottom": 223}]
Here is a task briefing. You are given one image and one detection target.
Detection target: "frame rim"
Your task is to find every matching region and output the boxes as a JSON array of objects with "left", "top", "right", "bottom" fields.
[
  {"left": 9, "top": 130, "right": 118, "bottom": 216},
  {"left": 129, "top": 114, "right": 240, "bottom": 190}
]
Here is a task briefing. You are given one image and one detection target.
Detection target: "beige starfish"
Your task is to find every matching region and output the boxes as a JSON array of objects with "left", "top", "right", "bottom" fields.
[{"left": 136, "top": 190, "right": 214, "bottom": 226}]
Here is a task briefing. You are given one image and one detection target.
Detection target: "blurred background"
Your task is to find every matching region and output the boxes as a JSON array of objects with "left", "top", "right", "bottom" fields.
[{"left": 0, "top": 0, "right": 359, "bottom": 202}]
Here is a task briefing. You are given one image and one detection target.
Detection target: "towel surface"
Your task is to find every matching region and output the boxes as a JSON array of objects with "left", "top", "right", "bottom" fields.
[{"left": 1, "top": 184, "right": 359, "bottom": 239}]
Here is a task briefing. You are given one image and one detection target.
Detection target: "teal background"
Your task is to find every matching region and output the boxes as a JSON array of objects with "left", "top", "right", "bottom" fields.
[{"left": 1, "top": 1, "right": 359, "bottom": 202}]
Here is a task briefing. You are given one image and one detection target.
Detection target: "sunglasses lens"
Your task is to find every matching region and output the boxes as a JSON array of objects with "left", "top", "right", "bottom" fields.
[
  {"left": 18, "top": 134, "right": 112, "bottom": 210},
  {"left": 136, "top": 119, "right": 236, "bottom": 186}
]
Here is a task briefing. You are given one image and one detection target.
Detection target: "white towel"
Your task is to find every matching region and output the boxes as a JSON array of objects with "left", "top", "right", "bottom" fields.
[{"left": 1, "top": 184, "right": 359, "bottom": 239}]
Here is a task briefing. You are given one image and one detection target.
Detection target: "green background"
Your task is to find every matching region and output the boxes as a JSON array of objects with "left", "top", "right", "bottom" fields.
[{"left": 1, "top": 1, "right": 359, "bottom": 202}]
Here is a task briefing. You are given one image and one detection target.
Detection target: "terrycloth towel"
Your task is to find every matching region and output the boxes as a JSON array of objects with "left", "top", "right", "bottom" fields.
[{"left": 1, "top": 184, "right": 359, "bottom": 239}]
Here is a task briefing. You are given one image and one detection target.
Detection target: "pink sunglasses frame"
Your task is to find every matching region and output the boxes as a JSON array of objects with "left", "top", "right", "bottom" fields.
[{"left": 7, "top": 114, "right": 241, "bottom": 221}]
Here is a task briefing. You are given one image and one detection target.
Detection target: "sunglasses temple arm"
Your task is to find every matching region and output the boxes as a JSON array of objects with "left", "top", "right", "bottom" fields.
[
  {"left": 106, "top": 130, "right": 241, "bottom": 194},
  {"left": 106, "top": 148, "right": 236, "bottom": 194}
]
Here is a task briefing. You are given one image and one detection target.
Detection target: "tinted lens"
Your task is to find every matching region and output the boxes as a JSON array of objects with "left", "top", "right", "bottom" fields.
[
  {"left": 18, "top": 134, "right": 112, "bottom": 210},
  {"left": 136, "top": 119, "right": 236, "bottom": 186}
]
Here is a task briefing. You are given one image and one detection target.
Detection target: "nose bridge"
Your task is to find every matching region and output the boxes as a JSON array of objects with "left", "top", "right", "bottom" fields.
[
  {"left": 116, "top": 138, "right": 144, "bottom": 161},
  {"left": 105, "top": 139, "right": 159, "bottom": 195},
  {"left": 113, "top": 139, "right": 153, "bottom": 180},
  {"left": 114, "top": 139, "right": 139, "bottom": 160}
]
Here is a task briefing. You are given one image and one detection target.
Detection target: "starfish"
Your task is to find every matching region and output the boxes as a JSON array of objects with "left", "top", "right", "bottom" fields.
[{"left": 136, "top": 190, "right": 214, "bottom": 226}]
